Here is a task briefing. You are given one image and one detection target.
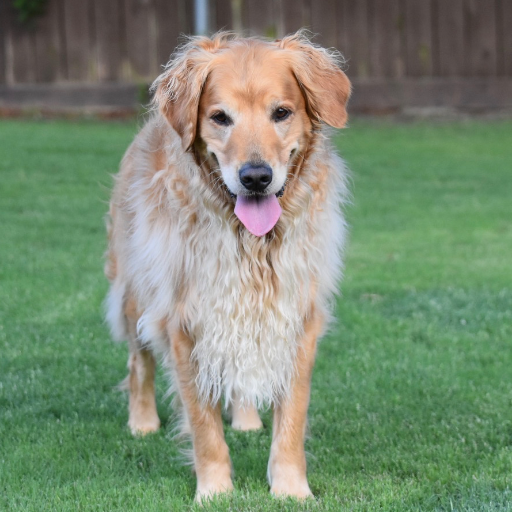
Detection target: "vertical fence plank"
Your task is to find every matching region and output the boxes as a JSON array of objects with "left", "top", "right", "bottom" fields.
[
  {"left": 501, "top": 0, "right": 512, "bottom": 76},
  {"left": 229, "top": 0, "right": 244, "bottom": 33},
  {"left": 281, "top": 0, "right": 311, "bottom": 36},
  {"left": 215, "top": 0, "right": 233, "bottom": 30},
  {"left": 341, "top": 0, "right": 370, "bottom": 78},
  {"left": 368, "top": 0, "right": 404, "bottom": 78},
  {"left": 183, "top": 0, "right": 195, "bottom": 34},
  {"left": 310, "top": 0, "right": 337, "bottom": 49},
  {"left": 495, "top": 0, "right": 504, "bottom": 76},
  {"left": 4, "top": 4, "right": 38, "bottom": 83},
  {"left": 463, "top": 0, "right": 497, "bottom": 76},
  {"left": 55, "top": 0, "right": 68, "bottom": 81},
  {"left": 274, "top": 0, "right": 286, "bottom": 37},
  {"left": 124, "top": 0, "right": 158, "bottom": 80},
  {"left": 405, "top": 0, "right": 433, "bottom": 76},
  {"left": 93, "top": 0, "right": 123, "bottom": 81},
  {"left": 336, "top": 0, "right": 348, "bottom": 54},
  {"left": 154, "top": 0, "right": 182, "bottom": 72},
  {"left": 0, "top": 0, "right": 7, "bottom": 84},
  {"left": 436, "top": 0, "right": 464, "bottom": 76},
  {"left": 64, "top": 0, "right": 95, "bottom": 81},
  {"left": 34, "top": 0, "right": 62, "bottom": 82},
  {"left": 244, "top": 0, "right": 278, "bottom": 37}
]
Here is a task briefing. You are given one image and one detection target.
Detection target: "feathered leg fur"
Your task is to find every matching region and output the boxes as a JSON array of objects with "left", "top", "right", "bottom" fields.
[
  {"left": 267, "top": 311, "right": 323, "bottom": 498},
  {"left": 171, "top": 327, "right": 234, "bottom": 502},
  {"left": 125, "top": 297, "right": 160, "bottom": 435}
]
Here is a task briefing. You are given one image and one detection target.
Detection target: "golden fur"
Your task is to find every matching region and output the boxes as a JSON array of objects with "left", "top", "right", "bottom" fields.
[{"left": 105, "top": 31, "right": 351, "bottom": 501}]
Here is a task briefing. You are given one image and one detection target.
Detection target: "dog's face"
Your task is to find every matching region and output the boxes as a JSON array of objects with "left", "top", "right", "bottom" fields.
[
  {"left": 197, "top": 48, "right": 311, "bottom": 198},
  {"left": 153, "top": 33, "right": 351, "bottom": 235}
]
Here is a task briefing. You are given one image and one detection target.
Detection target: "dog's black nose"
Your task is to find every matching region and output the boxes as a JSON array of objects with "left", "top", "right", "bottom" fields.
[{"left": 239, "top": 163, "right": 273, "bottom": 192}]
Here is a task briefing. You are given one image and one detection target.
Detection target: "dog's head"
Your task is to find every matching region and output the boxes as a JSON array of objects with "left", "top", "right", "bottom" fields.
[{"left": 152, "top": 31, "right": 351, "bottom": 236}]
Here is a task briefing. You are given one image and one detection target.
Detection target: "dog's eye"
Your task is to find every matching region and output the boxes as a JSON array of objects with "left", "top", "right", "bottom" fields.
[
  {"left": 272, "top": 107, "right": 291, "bottom": 122},
  {"left": 211, "top": 112, "right": 232, "bottom": 126}
]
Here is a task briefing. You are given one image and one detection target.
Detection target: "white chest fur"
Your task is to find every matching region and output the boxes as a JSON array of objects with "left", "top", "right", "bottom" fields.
[{"left": 185, "top": 226, "right": 312, "bottom": 407}]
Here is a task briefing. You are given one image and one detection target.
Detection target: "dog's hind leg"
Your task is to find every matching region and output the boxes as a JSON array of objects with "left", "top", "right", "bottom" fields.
[
  {"left": 124, "top": 298, "right": 160, "bottom": 436},
  {"left": 267, "top": 312, "right": 323, "bottom": 499},
  {"left": 171, "top": 328, "right": 233, "bottom": 502},
  {"left": 231, "top": 393, "right": 263, "bottom": 431},
  {"left": 126, "top": 343, "right": 160, "bottom": 435}
]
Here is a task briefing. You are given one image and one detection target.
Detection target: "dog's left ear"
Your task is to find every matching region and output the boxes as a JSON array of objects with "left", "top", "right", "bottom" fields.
[
  {"left": 152, "top": 35, "right": 227, "bottom": 151},
  {"left": 277, "top": 32, "right": 351, "bottom": 129}
]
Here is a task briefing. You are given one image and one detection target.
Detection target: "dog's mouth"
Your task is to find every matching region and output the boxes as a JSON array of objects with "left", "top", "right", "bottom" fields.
[
  {"left": 210, "top": 149, "right": 286, "bottom": 237},
  {"left": 229, "top": 184, "right": 286, "bottom": 237}
]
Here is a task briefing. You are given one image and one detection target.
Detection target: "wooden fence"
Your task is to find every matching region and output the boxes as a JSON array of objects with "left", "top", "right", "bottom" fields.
[{"left": 1, "top": 0, "right": 512, "bottom": 112}]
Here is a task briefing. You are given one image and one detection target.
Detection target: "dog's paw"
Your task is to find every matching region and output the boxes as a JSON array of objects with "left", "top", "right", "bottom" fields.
[
  {"left": 269, "top": 463, "right": 313, "bottom": 499},
  {"left": 194, "top": 461, "right": 234, "bottom": 503},
  {"left": 128, "top": 416, "right": 161, "bottom": 436},
  {"left": 270, "top": 481, "right": 313, "bottom": 500},
  {"left": 194, "top": 480, "right": 234, "bottom": 503}
]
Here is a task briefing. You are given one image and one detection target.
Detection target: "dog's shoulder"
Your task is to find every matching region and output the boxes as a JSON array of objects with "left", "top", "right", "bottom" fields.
[
  {"left": 113, "top": 115, "right": 194, "bottom": 209},
  {"left": 124, "top": 115, "right": 183, "bottom": 175}
]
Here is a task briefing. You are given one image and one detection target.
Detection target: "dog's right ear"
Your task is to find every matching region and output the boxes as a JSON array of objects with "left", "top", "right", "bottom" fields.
[{"left": 152, "top": 35, "right": 229, "bottom": 151}]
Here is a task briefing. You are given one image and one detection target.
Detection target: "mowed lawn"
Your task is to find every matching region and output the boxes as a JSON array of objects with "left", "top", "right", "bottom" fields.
[{"left": 0, "top": 118, "right": 511, "bottom": 511}]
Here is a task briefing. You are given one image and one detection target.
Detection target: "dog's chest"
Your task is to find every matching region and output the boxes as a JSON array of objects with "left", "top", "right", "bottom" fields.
[{"left": 183, "top": 229, "right": 312, "bottom": 406}]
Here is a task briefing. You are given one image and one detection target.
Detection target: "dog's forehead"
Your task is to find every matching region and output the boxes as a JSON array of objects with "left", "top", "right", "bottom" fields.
[{"left": 203, "top": 43, "right": 300, "bottom": 106}]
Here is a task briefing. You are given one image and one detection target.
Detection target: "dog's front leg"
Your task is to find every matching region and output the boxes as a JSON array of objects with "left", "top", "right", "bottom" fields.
[
  {"left": 171, "top": 329, "right": 233, "bottom": 502},
  {"left": 268, "top": 313, "right": 323, "bottom": 499}
]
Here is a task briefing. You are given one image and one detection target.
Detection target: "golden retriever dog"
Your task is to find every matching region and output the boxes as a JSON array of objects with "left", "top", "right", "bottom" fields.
[{"left": 105, "top": 30, "right": 351, "bottom": 501}]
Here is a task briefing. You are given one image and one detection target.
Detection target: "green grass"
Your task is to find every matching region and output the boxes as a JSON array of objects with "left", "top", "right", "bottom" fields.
[{"left": 1, "top": 118, "right": 511, "bottom": 511}]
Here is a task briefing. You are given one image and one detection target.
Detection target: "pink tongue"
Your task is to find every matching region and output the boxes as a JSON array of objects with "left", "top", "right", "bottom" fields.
[{"left": 234, "top": 194, "right": 282, "bottom": 236}]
